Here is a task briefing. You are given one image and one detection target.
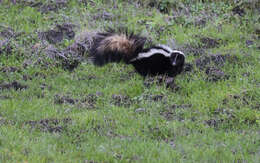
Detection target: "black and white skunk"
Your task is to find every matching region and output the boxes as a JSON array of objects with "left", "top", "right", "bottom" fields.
[{"left": 89, "top": 29, "right": 185, "bottom": 77}]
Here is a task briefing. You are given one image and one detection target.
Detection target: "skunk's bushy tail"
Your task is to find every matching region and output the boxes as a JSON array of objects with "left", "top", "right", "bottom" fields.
[{"left": 89, "top": 28, "right": 147, "bottom": 66}]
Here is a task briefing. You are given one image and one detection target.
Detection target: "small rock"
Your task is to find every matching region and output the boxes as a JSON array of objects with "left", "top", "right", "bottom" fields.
[
  {"left": 246, "top": 40, "right": 254, "bottom": 46},
  {"left": 135, "top": 108, "right": 146, "bottom": 113}
]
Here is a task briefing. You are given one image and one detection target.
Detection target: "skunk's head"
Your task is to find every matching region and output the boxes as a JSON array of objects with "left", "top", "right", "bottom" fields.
[
  {"left": 130, "top": 44, "right": 186, "bottom": 77},
  {"left": 170, "top": 50, "right": 185, "bottom": 67},
  {"left": 148, "top": 44, "right": 185, "bottom": 67}
]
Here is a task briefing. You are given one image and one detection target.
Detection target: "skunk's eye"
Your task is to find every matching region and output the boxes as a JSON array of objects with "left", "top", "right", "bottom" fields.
[{"left": 171, "top": 52, "right": 185, "bottom": 66}]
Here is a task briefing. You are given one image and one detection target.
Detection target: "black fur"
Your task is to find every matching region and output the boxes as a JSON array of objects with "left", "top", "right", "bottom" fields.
[{"left": 131, "top": 52, "right": 185, "bottom": 77}]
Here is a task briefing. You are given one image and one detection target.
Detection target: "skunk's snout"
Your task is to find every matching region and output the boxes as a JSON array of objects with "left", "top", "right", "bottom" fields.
[{"left": 171, "top": 52, "right": 185, "bottom": 66}]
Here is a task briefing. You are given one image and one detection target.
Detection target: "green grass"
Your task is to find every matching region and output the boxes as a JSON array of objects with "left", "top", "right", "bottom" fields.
[{"left": 0, "top": 0, "right": 259, "bottom": 162}]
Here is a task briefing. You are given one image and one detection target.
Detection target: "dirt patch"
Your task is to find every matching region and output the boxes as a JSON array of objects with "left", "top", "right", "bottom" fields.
[
  {"left": 24, "top": 118, "right": 72, "bottom": 133},
  {"left": 41, "top": 44, "right": 80, "bottom": 71},
  {"left": 0, "top": 81, "right": 28, "bottom": 90},
  {"left": 195, "top": 54, "right": 231, "bottom": 81},
  {"left": 183, "top": 63, "right": 194, "bottom": 73},
  {"left": 180, "top": 43, "right": 205, "bottom": 56},
  {"left": 194, "top": 17, "right": 207, "bottom": 27},
  {"left": 39, "top": 83, "right": 52, "bottom": 91},
  {"left": 26, "top": 30, "right": 94, "bottom": 71},
  {"left": 195, "top": 54, "right": 238, "bottom": 69},
  {"left": 22, "top": 59, "right": 33, "bottom": 69},
  {"left": 22, "top": 72, "right": 48, "bottom": 81},
  {"left": 200, "top": 37, "right": 220, "bottom": 49},
  {"left": 171, "top": 104, "right": 192, "bottom": 109},
  {"left": 0, "top": 27, "right": 22, "bottom": 55},
  {"left": 143, "top": 76, "right": 158, "bottom": 88},
  {"left": 54, "top": 94, "right": 79, "bottom": 104},
  {"left": 212, "top": 108, "right": 235, "bottom": 118},
  {"left": 60, "top": 41, "right": 90, "bottom": 71},
  {"left": 15, "top": 0, "right": 68, "bottom": 13},
  {"left": 0, "top": 39, "right": 13, "bottom": 55},
  {"left": 204, "top": 114, "right": 237, "bottom": 129},
  {"left": 164, "top": 77, "right": 180, "bottom": 91},
  {"left": 207, "top": 105, "right": 258, "bottom": 129},
  {"left": 205, "top": 67, "right": 227, "bottom": 82},
  {"left": 143, "top": 76, "right": 179, "bottom": 90},
  {"left": 141, "top": 94, "right": 167, "bottom": 103},
  {"left": 0, "top": 27, "right": 15, "bottom": 38},
  {"left": 160, "top": 104, "right": 192, "bottom": 121},
  {"left": 39, "top": 31, "right": 94, "bottom": 71},
  {"left": 205, "top": 119, "right": 224, "bottom": 128},
  {"left": 60, "top": 56, "right": 81, "bottom": 71},
  {"left": 146, "top": 126, "right": 174, "bottom": 140},
  {"left": 148, "top": 94, "right": 165, "bottom": 102},
  {"left": 0, "top": 117, "right": 15, "bottom": 126},
  {"left": 81, "top": 94, "right": 98, "bottom": 109},
  {"left": 222, "top": 90, "right": 259, "bottom": 110},
  {"left": 232, "top": 6, "right": 245, "bottom": 16},
  {"left": 39, "top": 23, "right": 76, "bottom": 44},
  {"left": 40, "top": 1, "right": 68, "bottom": 13},
  {"left": 106, "top": 130, "right": 132, "bottom": 141},
  {"left": 76, "top": 74, "right": 97, "bottom": 81},
  {"left": 111, "top": 94, "right": 133, "bottom": 107},
  {"left": 119, "top": 71, "right": 136, "bottom": 81},
  {"left": 40, "top": 30, "right": 63, "bottom": 44},
  {"left": 22, "top": 75, "right": 33, "bottom": 81},
  {"left": 0, "top": 66, "right": 21, "bottom": 73},
  {"left": 54, "top": 94, "right": 98, "bottom": 109},
  {"left": 93, "top": 11, "right": 114, "bottom": 21}
]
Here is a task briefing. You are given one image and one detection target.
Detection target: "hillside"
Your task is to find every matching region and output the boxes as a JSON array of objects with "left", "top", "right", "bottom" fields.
[{"left": 0, "top": 0, "right": 259, "bottom": 162}]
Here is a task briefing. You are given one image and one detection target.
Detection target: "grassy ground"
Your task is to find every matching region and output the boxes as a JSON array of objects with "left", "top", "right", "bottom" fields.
[{"left": 0, "top": 0, "right": 259, "bottom": 162}]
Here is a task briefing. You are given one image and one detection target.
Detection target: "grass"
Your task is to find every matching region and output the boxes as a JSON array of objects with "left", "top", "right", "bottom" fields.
[{"left": 0, "top": 0, "right": 259, "bottom": 162}]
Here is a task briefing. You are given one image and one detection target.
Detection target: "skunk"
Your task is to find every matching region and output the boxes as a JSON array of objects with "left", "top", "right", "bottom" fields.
[{"left": 89, "top": 29, "right": 185, "bottom": 77}]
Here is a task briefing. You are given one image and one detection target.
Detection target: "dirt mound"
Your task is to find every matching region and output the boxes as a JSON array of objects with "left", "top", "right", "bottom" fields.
[
  {"left": 160, "top": 104, "right": 192, "bottom": 121},
  {"left": 0, "top": 27, "right": 15, "bottom": 38},
  {"left": 38, "top": 30, "right": 95, "bottom": 71},
  {"left": 54, "top": 93, "right": 98, "bottom": 109},
  {"left": 0, "top": 39, "right": 13, "bottom": 55},
  {"left": 144, "top": 76, "right": 179, "bottom": 90},
  {"left": 0, "top": 81, "right": 28, "bottom": 90},
  {"left": 232, "top": 6, "right": 245, "bottom": 16},
  {"left": 205, "top": 67, "right": 227, "bottom": 82},
  {"left": 0, "top": 66, "right": 21, "bottom": 73},
  {"left": 200, "top": 37, "right": 221, "bottom": 49},
  {"left": 195, "top": 54, "right": 237, "bottom": 81},
  {"left": 195, "top": 54, "right": 237, "bottom": 69},
  {"left": 54, "top": 94, "right": 78, "bottom": 104},
  {"left": 180, "top": 43, "right": 206, "bottom": 56},
  {"left": 25, "top": 118, "right": 72, "bottom": 133},
  {"left": 111, "top": 94, "right": 133, "bottom": 107},
  {"left": 39, "top": 23, "right": 76, "bottom": 44},
  {"left": 10, "top": 0, "right": 69, "bottom": 13}
]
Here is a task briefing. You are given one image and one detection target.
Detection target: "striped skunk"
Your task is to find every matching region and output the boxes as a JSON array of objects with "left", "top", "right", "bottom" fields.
[{"left": 89, "top": 28, "right": 185, "bottom": 77}]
